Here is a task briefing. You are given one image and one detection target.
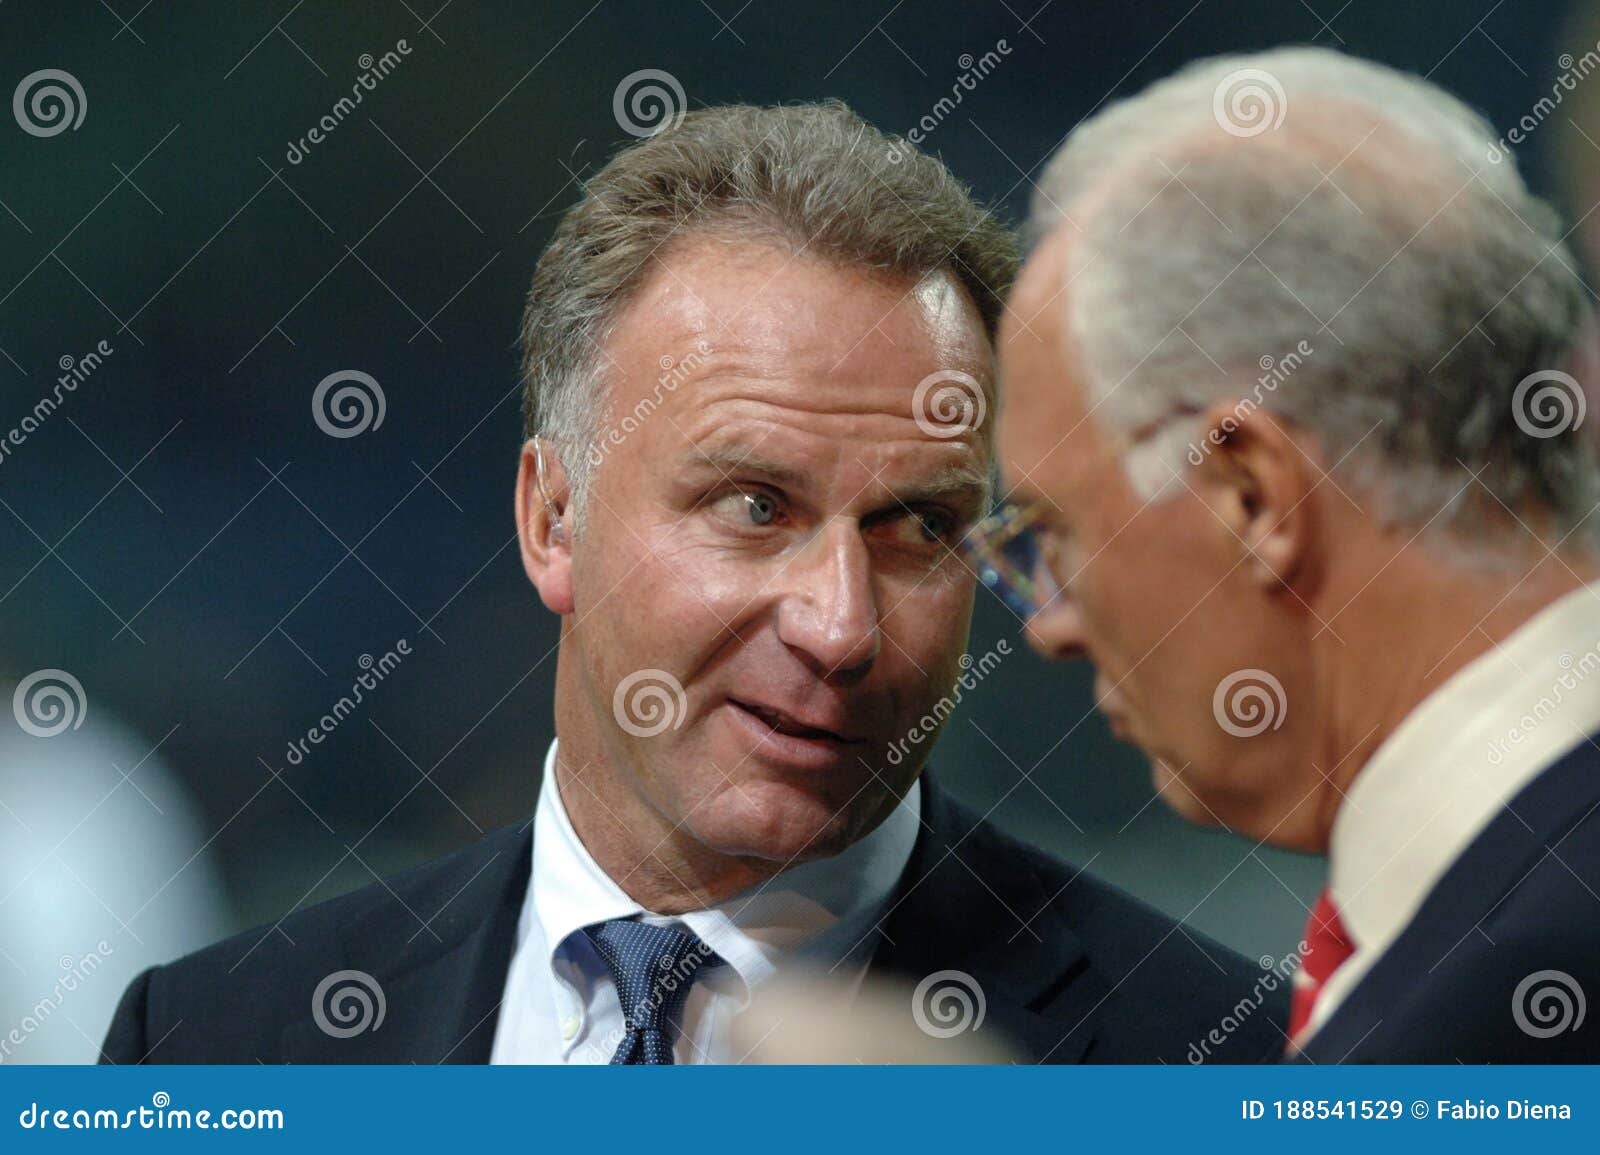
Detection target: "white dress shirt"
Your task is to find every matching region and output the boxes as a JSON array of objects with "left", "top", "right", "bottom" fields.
[
  {"left": 489, "top": 739, "right": 921, "bottom": 1063},
  {"left": 1305, "top": 579, "right": 1600, "bottom": 1039}
]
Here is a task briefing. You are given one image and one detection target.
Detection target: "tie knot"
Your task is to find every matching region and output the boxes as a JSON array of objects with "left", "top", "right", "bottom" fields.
[{"left": 584, "top": 918, "right": 722, "bottom": 1035}]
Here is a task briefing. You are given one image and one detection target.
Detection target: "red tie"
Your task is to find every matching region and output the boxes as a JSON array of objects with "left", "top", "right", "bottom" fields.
[{"left": 1287, "top": 887, "right": 1356, "bottom": 1045}]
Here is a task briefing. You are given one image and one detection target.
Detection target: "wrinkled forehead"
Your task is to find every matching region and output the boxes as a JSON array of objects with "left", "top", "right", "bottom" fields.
[
  {"left": 621, "top": 238, "right": 994, "bottom": 378},
  {"left": 605, "top": 237, "right": 998, "bottom": 454}
]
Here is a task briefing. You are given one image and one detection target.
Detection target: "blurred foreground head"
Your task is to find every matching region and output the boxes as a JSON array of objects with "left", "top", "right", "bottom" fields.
[
  {"left": 999, "top": 48, "right": 1600, "bottom": 849},
  {"left": 731, "top": 969, "right": 1018, "bottom": 1064},
  {"left": 513, "top": 103, "right": 1017, "bottom": 905}
]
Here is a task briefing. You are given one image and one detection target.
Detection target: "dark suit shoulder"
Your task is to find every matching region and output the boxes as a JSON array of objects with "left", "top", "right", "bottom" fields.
[
  {"left": 1044, "top": 863, "right": 1288, "bottom": 1064},
  {"left": 101, "top": 824, "right": 529, "bottom": 1064},
  {"left": 1324, "top": 803, "right": 1600, "bottom": 1063},
  {"left": 885, "top": 781, "right": 1286, "bottom": 1064},
  {"left": 1303, "top": 742, "right": 1600, "bottom": 1063}
]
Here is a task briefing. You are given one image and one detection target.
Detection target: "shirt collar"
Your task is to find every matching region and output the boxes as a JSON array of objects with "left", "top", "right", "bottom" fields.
[
  {"left": 529, "top": 737, "right": 921, "bottom": 1006},
  {"left": 1329, "top": 579, "right": 1600, "bottom": 958}
]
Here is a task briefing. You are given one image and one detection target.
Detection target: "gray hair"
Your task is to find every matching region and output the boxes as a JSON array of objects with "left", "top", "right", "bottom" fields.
[
  {"left": 520, "top": 100, "right": 1019, "bottom": 523},
  {"left": 1031, "top": 47, "right": 1598, "bottom": 550}
]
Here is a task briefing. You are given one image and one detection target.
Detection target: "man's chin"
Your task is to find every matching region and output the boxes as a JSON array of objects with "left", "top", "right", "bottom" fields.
[
  {"left": 685, "top": 779, "right": 880, "bottom": 865},
  {"left": 1150, "top": 757, "right": 1224, "bottom": 829}
]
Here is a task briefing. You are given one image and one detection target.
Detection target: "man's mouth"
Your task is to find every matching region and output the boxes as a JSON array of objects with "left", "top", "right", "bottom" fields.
[{"left": 728, "top": 698, "right": 862, "bottom": 744}]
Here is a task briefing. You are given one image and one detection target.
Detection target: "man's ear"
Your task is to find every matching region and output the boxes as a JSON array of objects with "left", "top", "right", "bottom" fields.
[
  {"left": 1192, "top": 399, "right": 1321, "bottom": 591},
  {"left": 515, "top": 437, "right": 576, "bottom": 616}
]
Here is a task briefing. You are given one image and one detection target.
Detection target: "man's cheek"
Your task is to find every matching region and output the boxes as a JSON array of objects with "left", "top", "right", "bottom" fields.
[{"left": 889, "top": 606, "right": 968, "bottom": 675}]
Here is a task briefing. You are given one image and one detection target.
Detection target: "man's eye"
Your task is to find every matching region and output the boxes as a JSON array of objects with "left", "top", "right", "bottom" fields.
[
  {"left": 710, "top": 490, "right": 785, "bottom": 528},
  {"left": 881, "top": 508, "right": 954, "bottom": 547},
  {"left": 915, "top": 510, "right": 953, "bottom": 542}
]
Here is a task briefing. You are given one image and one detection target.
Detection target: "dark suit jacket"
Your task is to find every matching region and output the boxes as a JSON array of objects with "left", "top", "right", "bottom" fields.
[
  {"left": 102, "top": 774, "right": 1284, "bottom": 1064},
  {"left": 1297, "top": 738, "right": 1600, "bottom": 1063}
]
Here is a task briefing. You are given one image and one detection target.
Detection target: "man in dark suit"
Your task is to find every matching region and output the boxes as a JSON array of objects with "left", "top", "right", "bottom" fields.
[
  {"left": 102, "top": 776, "right": 1278, "bottom": 1064},
  {"left": 104, "top": 102, "right": 1282, "bottom": 1065},
  {"left": 986, "top": 47, "right": 1600, "bottom": 1062}
]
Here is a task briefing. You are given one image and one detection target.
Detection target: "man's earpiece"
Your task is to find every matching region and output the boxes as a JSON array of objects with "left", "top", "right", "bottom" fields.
[{"left": 533, "top": 438, "right": 570, "bottom": 545}]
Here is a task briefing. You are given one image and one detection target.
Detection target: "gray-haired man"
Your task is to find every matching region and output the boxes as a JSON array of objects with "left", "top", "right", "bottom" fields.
[
  {"left": 105, "top": 101, "right": 1281, "bottom": 1065},
  {"left": 985, "top": 47, "right": 1600, "bottom": 1061}
]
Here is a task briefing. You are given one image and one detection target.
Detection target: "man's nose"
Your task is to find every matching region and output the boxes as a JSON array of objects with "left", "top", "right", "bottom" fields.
[
  {"left": 775, "top": 521, "right": 881, "bottom": 679},
  {"left": 1024, "top": 595, "right": 1088, "bottom": 662}
]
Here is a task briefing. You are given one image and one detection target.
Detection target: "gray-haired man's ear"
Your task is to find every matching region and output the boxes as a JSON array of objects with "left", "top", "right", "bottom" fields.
[
  {"left": 1192, "top": 399, "right": 1319, "bottom": 593},
  {"left": 515, "top": 437, "right": 575, "bottom": 615}
]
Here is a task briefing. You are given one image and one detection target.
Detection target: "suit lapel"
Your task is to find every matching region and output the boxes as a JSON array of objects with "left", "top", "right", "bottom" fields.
[
  {"left": 278, "top": 777, "right": 1101, "bottom": 1064},
  {"left": 1301, "top": 738, "right": 1600, "bottom": 1063},
  {"left": 870, "top": 776, "right": 1099, "bottom": 1063},
  {"left": 282, "top": 824, "right": 531, "bottom": 1063}
]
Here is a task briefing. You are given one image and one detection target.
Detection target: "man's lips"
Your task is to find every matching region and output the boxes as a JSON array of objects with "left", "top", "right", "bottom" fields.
[{"left": 727, "top": 698, "right": 864, "bottom": 744}]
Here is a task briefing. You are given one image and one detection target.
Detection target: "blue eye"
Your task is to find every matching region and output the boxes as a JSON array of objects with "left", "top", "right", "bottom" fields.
[
  {"left": 745, "top": 492, "right": 778, "bottom": 526},
  {"left": 708, "top": 489, "right": 785, "bottom": 530}
]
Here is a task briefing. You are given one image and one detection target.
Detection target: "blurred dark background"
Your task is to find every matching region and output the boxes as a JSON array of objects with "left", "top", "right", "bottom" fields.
[{"left": 0, "top": 0, "right": 1591, "bottom": 1059}]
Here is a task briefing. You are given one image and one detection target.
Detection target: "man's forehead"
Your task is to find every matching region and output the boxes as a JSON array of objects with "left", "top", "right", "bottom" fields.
[
  {"left": 620, "top": 237, "right": 989, "bottom": 370},
  {"left": 997, "top": 227, "right": 1096, "bottom": 491},
  {"left": 1007, "top": 224, "right": 1075, "bottom": 334}
]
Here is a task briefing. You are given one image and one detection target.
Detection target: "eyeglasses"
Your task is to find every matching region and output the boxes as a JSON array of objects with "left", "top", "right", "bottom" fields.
[{"left": 960, "top": 501, "right": 1063, "bottom": 619}]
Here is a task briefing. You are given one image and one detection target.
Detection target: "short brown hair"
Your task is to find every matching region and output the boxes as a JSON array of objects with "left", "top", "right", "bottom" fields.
[{"left": 519, "top": 100, "right": 1018, "bottom": 514}]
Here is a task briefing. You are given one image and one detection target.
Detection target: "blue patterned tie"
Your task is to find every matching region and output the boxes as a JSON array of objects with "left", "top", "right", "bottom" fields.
[{"left": 584, "top": 919, "right": 724, "bottom": 1064}]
